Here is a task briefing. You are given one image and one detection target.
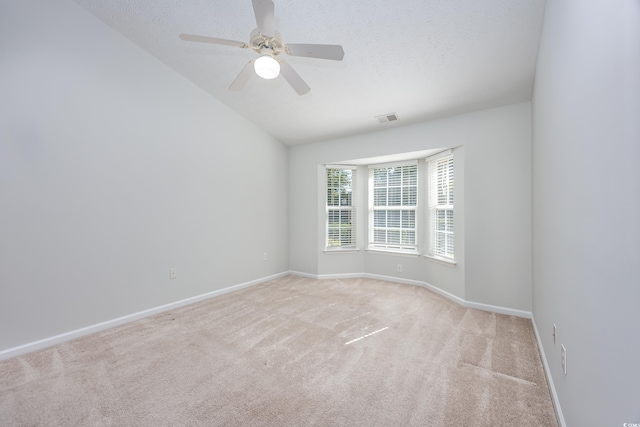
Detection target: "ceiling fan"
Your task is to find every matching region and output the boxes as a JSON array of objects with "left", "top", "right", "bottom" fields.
[{"left": 179, "top": 0, "right": 345, "bottom": 95}]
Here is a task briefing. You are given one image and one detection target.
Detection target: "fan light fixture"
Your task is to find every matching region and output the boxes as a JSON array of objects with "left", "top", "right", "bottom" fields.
[
  {"left": 178, "top": 0, "right": 345, "bottom": 95},
  {"left": 254, "top": 54, "right": 280, "bottom": 79}
]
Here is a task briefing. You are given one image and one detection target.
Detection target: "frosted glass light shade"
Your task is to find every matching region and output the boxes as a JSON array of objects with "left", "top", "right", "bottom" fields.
[{"left": 254, "top": 55, "right": 280, "bottom": 79}]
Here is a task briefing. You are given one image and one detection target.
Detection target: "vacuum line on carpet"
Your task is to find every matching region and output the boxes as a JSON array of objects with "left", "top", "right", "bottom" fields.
[
  {"left": 344, "top": 327, "right": 389, "bottom": 345},
  {"left": 459, "top": 362, "right": 538, "bottom": 387}
]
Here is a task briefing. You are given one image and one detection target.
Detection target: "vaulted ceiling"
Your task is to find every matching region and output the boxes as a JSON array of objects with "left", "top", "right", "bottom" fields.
[{"left": 73, "top": 0, "right": 546, "bottom": 145}]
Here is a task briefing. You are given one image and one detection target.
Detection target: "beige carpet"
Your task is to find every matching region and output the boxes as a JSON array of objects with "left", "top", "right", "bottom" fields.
[{"left": 0, "top": 275, "right": 558, "bottom": 426}]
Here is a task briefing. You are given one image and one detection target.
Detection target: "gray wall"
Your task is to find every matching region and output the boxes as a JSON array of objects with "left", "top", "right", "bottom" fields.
[
  {"left": 0, "top": 0, "right": 289, "bottom": 351},
  {"left": 6, "top": 2, "right": 638, "bottom": 422},
  {"left": 289, "top": 103, "right": 532, "bottom": 312},
  {"left": 532, "top": 0, "right": 640, "bottom": 425}
]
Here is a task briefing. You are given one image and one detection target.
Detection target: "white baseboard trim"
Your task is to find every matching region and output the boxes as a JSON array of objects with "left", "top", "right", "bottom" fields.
[
  {"left": 363, "top": 273, "right": 430, "bottom": 289},
  {"left": 366, "top": 273, "right": 530, "bottom": 318},
  {"left": 292, "top": 271, "right": 532, "bottom": 319},
  {"left": 362, "top": 272, "right": 460, "bottom": 304},
  {"left": 0, "top": 271, "right": 289, "bottom": 361},
  {"left": 531, "top": 315, "right": 566, "bottom": 427},
  {"left": 465, "top": 300, "right": 532, "bottom": 319},
  {"left": 318, "top": 272, "right": 365, "bottom": 280},
  {"left": 288, "top": 270, "right": 319, "bottom": 279}
]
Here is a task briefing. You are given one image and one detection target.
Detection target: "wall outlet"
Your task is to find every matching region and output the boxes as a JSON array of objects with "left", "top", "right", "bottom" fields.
[
  {"left": 397, "top": 264, "right": 402, "bottom": 273},
  {"left": 552, "top": 324, "right": 557, "bottom": 345},
  {"left": 263, "top": 252, "right": 268, "bottom": 261},
  {"left": 169, "top": 268, "right": 177, "bottom": 279},
  {"left": 561, "top": 344, "right": 567, "bottom": 375}
]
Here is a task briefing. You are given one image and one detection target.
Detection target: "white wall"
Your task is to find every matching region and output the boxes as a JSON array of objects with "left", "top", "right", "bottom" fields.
[
  {"left": 289, "top": 102, "right": 532, "bottom": 312},
  {"left": 532, "top": 0, "right": 640, "bottom": 425},
  {"left": 0, "top": 0, "right": 288, "bottom": 352}
]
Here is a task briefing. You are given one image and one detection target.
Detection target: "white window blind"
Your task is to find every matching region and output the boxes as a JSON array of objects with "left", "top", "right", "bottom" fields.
[
  {"left": 368, "top": 163, "right": 418, "bottom": 252},
  {"left": 326, "top": 166, "right": 356, "bottom": 249},
  {"left": 427, "top": 154, "right": 454, "bottom": 260}
]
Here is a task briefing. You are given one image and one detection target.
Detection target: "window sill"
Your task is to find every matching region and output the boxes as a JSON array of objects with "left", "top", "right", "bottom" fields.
[
  {"left": 424, "top": 254, "right": 457, "bottom": 267},
  {"left": 324, "top": 248, "right": 361, "bottom": 254},
  {"left": 366, "top": 248, "right": 420, "bottom": 258}
]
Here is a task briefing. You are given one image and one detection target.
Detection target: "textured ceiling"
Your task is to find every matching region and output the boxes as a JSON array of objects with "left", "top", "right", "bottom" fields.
[{"left": 72, "top": 0, "right": 546, "bottom": 146}]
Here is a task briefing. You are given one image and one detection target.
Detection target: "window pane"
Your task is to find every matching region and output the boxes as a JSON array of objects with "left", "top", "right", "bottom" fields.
[
  {"left": 388, "top": 168, "right": 401, "bottom": 186},
  {"left": 403, "top": 166, "right": 417, "bottom": 186},
  {"left": 438, "top": 184, "right": 447, "bottom": 204},
  {"left": 402, "top": 210, "right": 415, "bottom": 228},
  {"left": 436, "top": 210, "right": 446, "bottom": 231},
  {"left": 388, "top": 230, "right": 400, "bottom": 244},
  {"left": 374, "top": 169, "right": 387, "bottom": 187},
  {"left": 327, "top": 170, "right": 338, "bottom": 188},
  {"left": 374, "top": 188, "right": 387, "bottom": 206},
  {"left": 402, "top": 230, "right": 415, "bottom": 245},
  {"left": 340, "top": 190, "right": 352, "bottom": 206},
  {"left": 446, "top": 233, "right": 454, "bottom": 257},
  {"left": 374, "top": 229, "right": 386, "bottom": 243},
  {"left": 327, "top": 189, "right": 338, "bottom": 206},
  {"left": 374, "top": 211, "right": 386, "bottom": 227},
  {"left": 341, "top": 229, "right": 352, "bottom": 246},
  {"left": 447, "top": 162, "right": 454, "bottom": 205},
  {"left": 388, "top": 187, "right": 401, "bottom": 206},
  {"left": 328, "top": 227, "right": 340, "bottom": 247},
  {"left": 340, "top": 210, "right": 351, "bottom": 225},
  {"left": 339, "top": 170, "right": 351, "bottom": 187},
  {"left": 388, "top": 210, "right": 400, "bottom": 228},
  {"left": 403, "top": 186, "right": 417, "bottom": 206}
]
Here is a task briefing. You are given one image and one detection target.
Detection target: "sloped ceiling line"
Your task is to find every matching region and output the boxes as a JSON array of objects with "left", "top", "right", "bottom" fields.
[{"left": 73, "top": 0, "right": 546, "bottom": 145}]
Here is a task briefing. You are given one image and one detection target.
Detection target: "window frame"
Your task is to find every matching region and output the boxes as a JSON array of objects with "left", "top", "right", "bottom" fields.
[
  {"left": 367, "top": 161, "right": 419, "bottom": 254},
  {"left": 426, "top": 152, "right": 455, "bottom": 262},
  {"left": 325, "top": 165, "right": 357, "bottom": 251}
]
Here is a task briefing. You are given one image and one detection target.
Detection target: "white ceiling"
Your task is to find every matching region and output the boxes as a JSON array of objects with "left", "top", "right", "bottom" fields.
[{"left": 72, "top": 0, "right": 546, "bottom": 146}]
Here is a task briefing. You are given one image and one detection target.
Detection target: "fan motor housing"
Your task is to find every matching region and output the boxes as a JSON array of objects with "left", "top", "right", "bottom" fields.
[{"left": 250, "top": 28, "right": 283, "bottom": 55}]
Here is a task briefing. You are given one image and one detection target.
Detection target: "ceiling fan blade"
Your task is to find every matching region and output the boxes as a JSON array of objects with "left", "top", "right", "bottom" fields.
[
  {"left": 279, "top": 59, "right": 311, "bottom": 95},
  {"left": 252, "top": 0, "right": 275, "bottom": 37},
  {"left": 229, "top": 60, "right": 255, "bottom": 91},
  {"left": 179, "top": 33, "right": 248, "bottom": 49},
  {"left": 286, "top": 43, "right": 345, "bottom": 61}
]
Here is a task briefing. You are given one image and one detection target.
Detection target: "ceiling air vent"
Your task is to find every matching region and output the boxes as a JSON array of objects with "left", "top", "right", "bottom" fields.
[{"left": 376, "top": 113, "right": 399, "bottom": 124}]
